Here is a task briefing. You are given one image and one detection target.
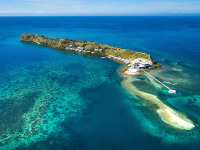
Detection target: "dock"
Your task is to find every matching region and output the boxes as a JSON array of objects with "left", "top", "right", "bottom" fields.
[{"left": 142, "top": 69, "right": 176, "bottom": 94}]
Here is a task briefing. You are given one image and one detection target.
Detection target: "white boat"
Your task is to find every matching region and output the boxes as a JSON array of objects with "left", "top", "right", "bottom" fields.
[{"left": 168, "top": 89, "right": 177, "bottom": 94}]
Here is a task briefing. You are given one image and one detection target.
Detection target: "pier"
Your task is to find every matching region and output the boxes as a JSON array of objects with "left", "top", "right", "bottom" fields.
[{"left": 142, "top": 69, "right": 176, "bottom": 94}]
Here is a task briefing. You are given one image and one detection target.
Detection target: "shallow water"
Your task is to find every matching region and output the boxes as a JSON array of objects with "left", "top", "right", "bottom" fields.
[{"left": 0, "top": 16, "right": 200, "bottom": 150}]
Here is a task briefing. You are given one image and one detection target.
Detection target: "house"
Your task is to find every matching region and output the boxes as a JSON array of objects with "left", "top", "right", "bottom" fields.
[
  {"left": 124, "top": 60, "right": 130, "bottom": 64},
  {"left": 78, "top": 47, "right": 84, "bottom": 50},
  {"left": 94, "top": 49, "right": 103, "bottom": 52}
]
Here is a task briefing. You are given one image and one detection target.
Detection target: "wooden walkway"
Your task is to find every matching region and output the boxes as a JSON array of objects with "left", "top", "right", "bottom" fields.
[{"left": 142, "top": 69, "right": 176, "bottom": 93}]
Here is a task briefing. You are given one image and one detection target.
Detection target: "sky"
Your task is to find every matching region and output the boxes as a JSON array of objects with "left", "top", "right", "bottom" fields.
[{"left": 0, "top": 0, "right": 200, "bottom": 16}]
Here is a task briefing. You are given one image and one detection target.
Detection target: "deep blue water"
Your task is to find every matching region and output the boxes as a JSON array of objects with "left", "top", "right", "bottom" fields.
[{"left": 0, "top": 16, "right": 200, "bottom": 150}]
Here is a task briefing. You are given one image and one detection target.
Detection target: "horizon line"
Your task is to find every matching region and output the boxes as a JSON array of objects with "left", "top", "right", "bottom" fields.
[{"left": 0, "top": 13, "right": 200, "bottom": 17}]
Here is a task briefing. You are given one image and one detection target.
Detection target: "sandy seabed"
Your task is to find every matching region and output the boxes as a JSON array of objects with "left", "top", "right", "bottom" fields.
[{"left": 122, "top": 76, "right": 195, "bottom": 130}]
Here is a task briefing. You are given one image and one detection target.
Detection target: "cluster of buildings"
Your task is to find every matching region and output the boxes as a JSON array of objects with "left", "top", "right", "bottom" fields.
[
  {"left": 107, "top": 55, "right": 153, "bottom": 74},
  {"left": 65, "top": 45, "right": 90, "bottom": 53},
  {"left": 107, "top": 55, "right": 131, "bottom": 66},
  {"left": 133, "top": 58, "right": 153, "bottom": 69},
  {"left": 126, "top": 58, "right": 153, "bottom": 74},
  {"left": 65, "top": 45, "right": 104, "bottom": 54}
]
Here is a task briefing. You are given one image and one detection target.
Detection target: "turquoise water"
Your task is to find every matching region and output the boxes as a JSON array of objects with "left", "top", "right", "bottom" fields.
[{"left": 0, "top": 16, "right": 200, "bottom": 150}]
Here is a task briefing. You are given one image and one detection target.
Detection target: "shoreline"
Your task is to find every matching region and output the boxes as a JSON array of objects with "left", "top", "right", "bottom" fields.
[{"left": 121, "top": 75, "right": 195, "bottom": 130}]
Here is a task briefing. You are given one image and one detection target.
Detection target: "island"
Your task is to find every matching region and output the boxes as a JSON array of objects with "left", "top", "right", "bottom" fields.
[
  {"left": 19, "top": 33, "right": 195, "bottom": 130},
  {"left": 19, "top": 33, "right": 161, "bottom": 75}
]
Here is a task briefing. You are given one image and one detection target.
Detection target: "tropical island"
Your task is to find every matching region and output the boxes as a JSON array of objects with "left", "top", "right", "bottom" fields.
[
  {"left": 19, "top": 33, "right": 161, "bottom": 75},
  {"left": 19, "top": 33, "right": 195, "bottom": 130}
]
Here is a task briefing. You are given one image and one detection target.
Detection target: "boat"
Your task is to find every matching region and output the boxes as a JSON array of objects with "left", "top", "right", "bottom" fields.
[{"left": 168, "top": 89, "right": 177, "bottom": 94}]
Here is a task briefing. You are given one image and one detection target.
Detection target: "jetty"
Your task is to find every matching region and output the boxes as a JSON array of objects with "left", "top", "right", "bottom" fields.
[{"left": 142, "top": 69, "right": 176, "bottom": 94}]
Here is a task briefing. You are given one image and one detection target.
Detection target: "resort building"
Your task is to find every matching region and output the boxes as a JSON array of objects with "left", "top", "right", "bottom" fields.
[
  {"left": 66, "top": 45, "right": 86, "bottom": 53},
  {"left": 133, "top": 58, "right": 152, "bottom": 69},
  {"left": 78, "top": 47, "right": 84, "bottom": 50},
  {"left": 94, "top": 49, "right": 102, "bottom": 52}
]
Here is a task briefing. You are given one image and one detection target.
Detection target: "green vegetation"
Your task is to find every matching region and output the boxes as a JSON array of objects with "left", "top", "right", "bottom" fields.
[
  {"left": 20, "top": 33, "right": 152, "bottom": 61},
  {"left": 122, "top": 67, "right": 128, "bottom": 73},
  {"left": 93, "top": 51, "right": 106, "bottom": 57},
  {"left": 144, "top": 63, "right": 162, "bottom": 72}
]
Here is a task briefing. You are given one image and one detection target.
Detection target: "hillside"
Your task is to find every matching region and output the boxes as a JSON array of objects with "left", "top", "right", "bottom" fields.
[{"left": 20, "top": 33, "right": 152, "bottom": 61}]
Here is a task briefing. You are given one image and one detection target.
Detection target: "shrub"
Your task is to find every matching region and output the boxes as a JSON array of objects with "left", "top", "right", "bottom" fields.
[
  {"left": 93, "top": 51, "right": 106, "bottom": 57},
  {"left": 122, "top": 67, "right": 128, "bottom": 73}
]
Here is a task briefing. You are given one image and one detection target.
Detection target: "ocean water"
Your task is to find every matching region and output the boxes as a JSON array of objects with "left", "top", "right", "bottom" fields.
[{"left": 0, "top": 16, "right": 200, "bottom": 150}]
